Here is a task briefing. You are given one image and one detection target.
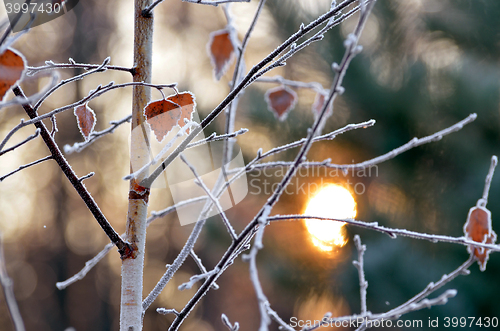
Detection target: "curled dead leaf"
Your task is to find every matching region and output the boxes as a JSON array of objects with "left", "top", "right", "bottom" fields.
[
  {"left": 207, "top": 28, "right": 236, "bottom": 81},
  {"left": 312, "top": 92, "right": 333, "bottom": 120},
  {"left": 143, "top": 92, "right": 196, "bottom": 143},
  {"left": 463, "top": 206, "right": 497, "bottom": 271},
  {"left": 74, "top": 103, "right": 96, "bottom": 141},
  {"left": 264, "top": 86, "right": 298, "bottom": 121},
  {"left": 0, "top": 48, "right": 26, "bottom": 101}
]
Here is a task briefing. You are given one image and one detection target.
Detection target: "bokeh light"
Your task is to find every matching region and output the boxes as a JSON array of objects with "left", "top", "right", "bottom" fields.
[{"left": 303, "top": 184, "right": 356, "bottom": 252}]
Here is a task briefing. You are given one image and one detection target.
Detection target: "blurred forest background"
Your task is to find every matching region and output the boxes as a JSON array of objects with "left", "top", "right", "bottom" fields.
[{"left": 0, "top": 0, "right": 499, "bottom": 330}]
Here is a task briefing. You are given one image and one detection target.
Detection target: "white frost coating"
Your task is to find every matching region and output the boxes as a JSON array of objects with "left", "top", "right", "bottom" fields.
[
  {"left": 255, "top": 205, "right": 272, "bottom": 249},
  {"left": 120, "top": 200, "right": 148, "bottom": 331}
]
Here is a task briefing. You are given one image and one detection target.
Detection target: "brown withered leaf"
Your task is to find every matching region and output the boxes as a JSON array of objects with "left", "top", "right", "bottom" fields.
[
  {"left": 0, "top": 48, "right": 26, "bottom": 101},
  {"left": 143, "top": 92, "right": 196, "bottom": 143},
  {"left": 463, "top": 206, "right": 497, "bottom": 271},
  {"left": 312, "top": 92, "right": 333, "bottom": 120},
  {"left": 74, "top": 103, "right": 96, "bottom": 140},
  {"left": 264, "top": 86, "right": 298, "bottom": 121},
  {"left": 207, "top": 28, "right": 236, "bottom": 81}
]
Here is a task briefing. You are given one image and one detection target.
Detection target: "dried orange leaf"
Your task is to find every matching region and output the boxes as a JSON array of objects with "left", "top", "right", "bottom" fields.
[
  {"left": 463, "top": 206, "right": 497, "bottom": 271},
  {"left": 312, "top": 92, "right": 333, "bottom": 120},
  {"left": 74, "top": 103, "right": 96, "bottom": 141},
  {"left": 0, "top": 48, "right": 26, "bottom": 101},
  {"left": 264, "top": 86, "right": 298, "bottom": 121},
  {"left": 144, "top": 92, "right": 196, "bottom": 143},
  {"left": 207, "top": 29, "right": 236, "bottom": 81}
]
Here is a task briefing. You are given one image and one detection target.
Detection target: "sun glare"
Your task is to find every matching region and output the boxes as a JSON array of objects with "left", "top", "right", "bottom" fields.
[{"left": 303, "top": 184, "right": 357, "bottom": 252}]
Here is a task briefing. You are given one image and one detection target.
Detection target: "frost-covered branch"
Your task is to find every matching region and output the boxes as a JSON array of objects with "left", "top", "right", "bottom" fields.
[
  {"left": 56, "top": 242, "right": 114, "bottom": 290},
  {"left": 180, "top": 154, "right": 237, "bottom": 240},
  {"left": 55, "top": 196, "right": 210, "bottom": 290},
  {"left": 27, "top": 58, "right": 133, "bottom": 76},
  {"left": 480, "top": 155, "right": 498, "bottom": 205},
  {"left": 178, "top": 267, "right": 220, "bottom": 291},
  {"left": 0, "top": 71, "right": 59, "bottom": 111},
  {"left": 243, "top": 207, "right": 272, "bottom": 331},
  {"left": 0, "top": 233, "right": 26, "bottom": 331},
  {"left": 353, "top": 255, "right": 475, "bottom": 331},
  {"left": 221, "top": 314, "right": 240, "bottom": 331},
  {"left": 187, "top": 128, "right": 248, "bottom": 149},
  {"left": 1, "top": 81, "right": 176, "bottom": 150},
  {"left": 11, "top": 86, "right": 131, "bottom": 258},
  {"left": 353, "top": 235, "right": 368, "bottom": 315},
  {"left": 33, "top": 57, "right": 112, "bottom": 111},
  {"left": 168, "top": 2, "right": 377, "bottom": 330},
  {"left": 256, "top": 76, "right": 325, "bottom": 93},
  {"left": 0, "top": 155, "right": 53, "bottom": 182},
  {"left": 63, "top": 115, "right": 132, "bottom": 154},
  {"left": 0, "top": 128, "right": 40, "bottom": 156},
  {"left": 190, "top": 249, "right": 219, "bottom": 290},
  {"left": 141, "top": 0, "right": 361, "bottom": 188},
  {"left": 249, "top": 113, "right": 476, "bottom": 172},
  {"left": 270, "top": 215, "right": 500, "bottom": 252}
]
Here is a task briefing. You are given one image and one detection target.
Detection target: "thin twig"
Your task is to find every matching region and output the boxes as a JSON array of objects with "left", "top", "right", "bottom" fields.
[
  {"left": 0, "top": 71, "right": 60, "bottom": 111},
  {"left": 480, "top": 155, "right": 498, "bottom": 206},
  {"left": 1, "top": 81, "right": 176, "bottom": 151},
  {"left": 33, "top": 57, "right": 111, "bottom": 111},
  {"left": 0, "top": 233, "right": 26, "bottom": 331},
  {"left": 27, "top": 59, "right": 133, "bottom": 76},
  {"left": 168, "top": 2, "right": 376, "bottom": 330},
  {"left": 353, "top": 235, "right": 368, "bottom": 315},
  {"left": 56, "top": 196, "right": 210, "bottom": 289},
  {"left": 186, "top": 128, "right": 248, "bottom": 149},
  {"left": 63, "top": 115, "right": 132, "bottom": 154},
  {"left": 180, "top": 154, "right": 237, "bottom": 241},
  {"left": 248, "top": 113, "right": 477, "bottom": 172},
  {"left": 141, "top": 0, "right": 361, "bottom": 188},
  {"left": 0, "top": 155, "right": 53, "bottom": 182},
  {"left": 256, "top": 76, "right": 325, "bottom": 93},
  {"left": 0, "top": 128, "right": 40, "bottom": 156},
  {"left": 353, "top": 255, "right": 475, "bottom": 331},
  {"left": 190, "top": 249, "right": 219, "bottom": 290},
  {"left": 269, "top": 215, "right": 500, "bottom": 252},
  {"left": 12, "top": 86, "right": 131, "bottom": 258},
  {"left": 56, "top": 243, "right": 114, "bottom": 290}
]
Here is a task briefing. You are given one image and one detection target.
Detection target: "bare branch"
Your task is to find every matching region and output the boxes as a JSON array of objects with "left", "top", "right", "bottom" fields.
[
  {"left": 186, "top": 128, "right": 248, "bottom": 149},
  {"left": 256, "top": 76, "right": 325, "bottom": 93},
  {"left": 168, "top": 3, "right": 377, "bottom": 330},
  {"left": 63, "top": 115, "right": 132, "bottom": 154},
  {"left": 180, "top": 154, "right": 237, "bottom": 240},
  {"left": 27, "top": 59, "right": 133, "bottom": 76},
  {"left": 269, "top": 215, "right": 500, "bottom": 252},
  {"left": 0, "top": 233, "right": 26, "bottom": 331},
  {"left": 0, "top": 128, "right": 40, "bottom": 156},
  {"left": 33, "top": 57, "right": 112, "bottom": 111},
  {"left": 11, "top": 86, "right": 131, "bottom": 258},
  {"left": 480, "top": 155, "right": 498, "bottom": 206},
  {"left": 56, "top": 196, "right": 210, "bottom": 289},
  {"left": 249, "top": 114, "right": 477, "bottom": 172},
  {"left": 353, "top": 256, "right": 475, "bottom": 331},
  {"left": 1, "top": 81, "right": 176, "bottom": 151},
  {"left": 353, "top": 235, "right": 368, "bottom": 315},
  {"left": 141, "top": 0, "right": 361, "bottom": 188},
  {"left": 221, "top": 313, "right": 240, "bottom": 331},
  {"left": 190, "top": 249, "right": 219, "bottom": 290},
  {"left": 56, "top": 243, "right": 114, "bottom": 290},
  {"left": 0, "top": 155, "right": 53, "bottom": 182}
]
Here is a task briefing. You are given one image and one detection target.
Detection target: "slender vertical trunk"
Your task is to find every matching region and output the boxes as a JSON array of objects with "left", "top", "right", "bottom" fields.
[{"left": 120, "top": 1, "right": 153, "bottom": 330}]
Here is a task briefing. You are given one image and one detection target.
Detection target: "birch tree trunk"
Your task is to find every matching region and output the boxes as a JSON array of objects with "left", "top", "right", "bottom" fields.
[{"left": 120, "top": 1, "right": 153, "bottom": 330}]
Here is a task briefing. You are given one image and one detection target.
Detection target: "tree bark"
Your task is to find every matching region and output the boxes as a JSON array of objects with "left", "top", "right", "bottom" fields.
[{"left": 120, "top": 1, "right": 153, "bottom": 330}]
